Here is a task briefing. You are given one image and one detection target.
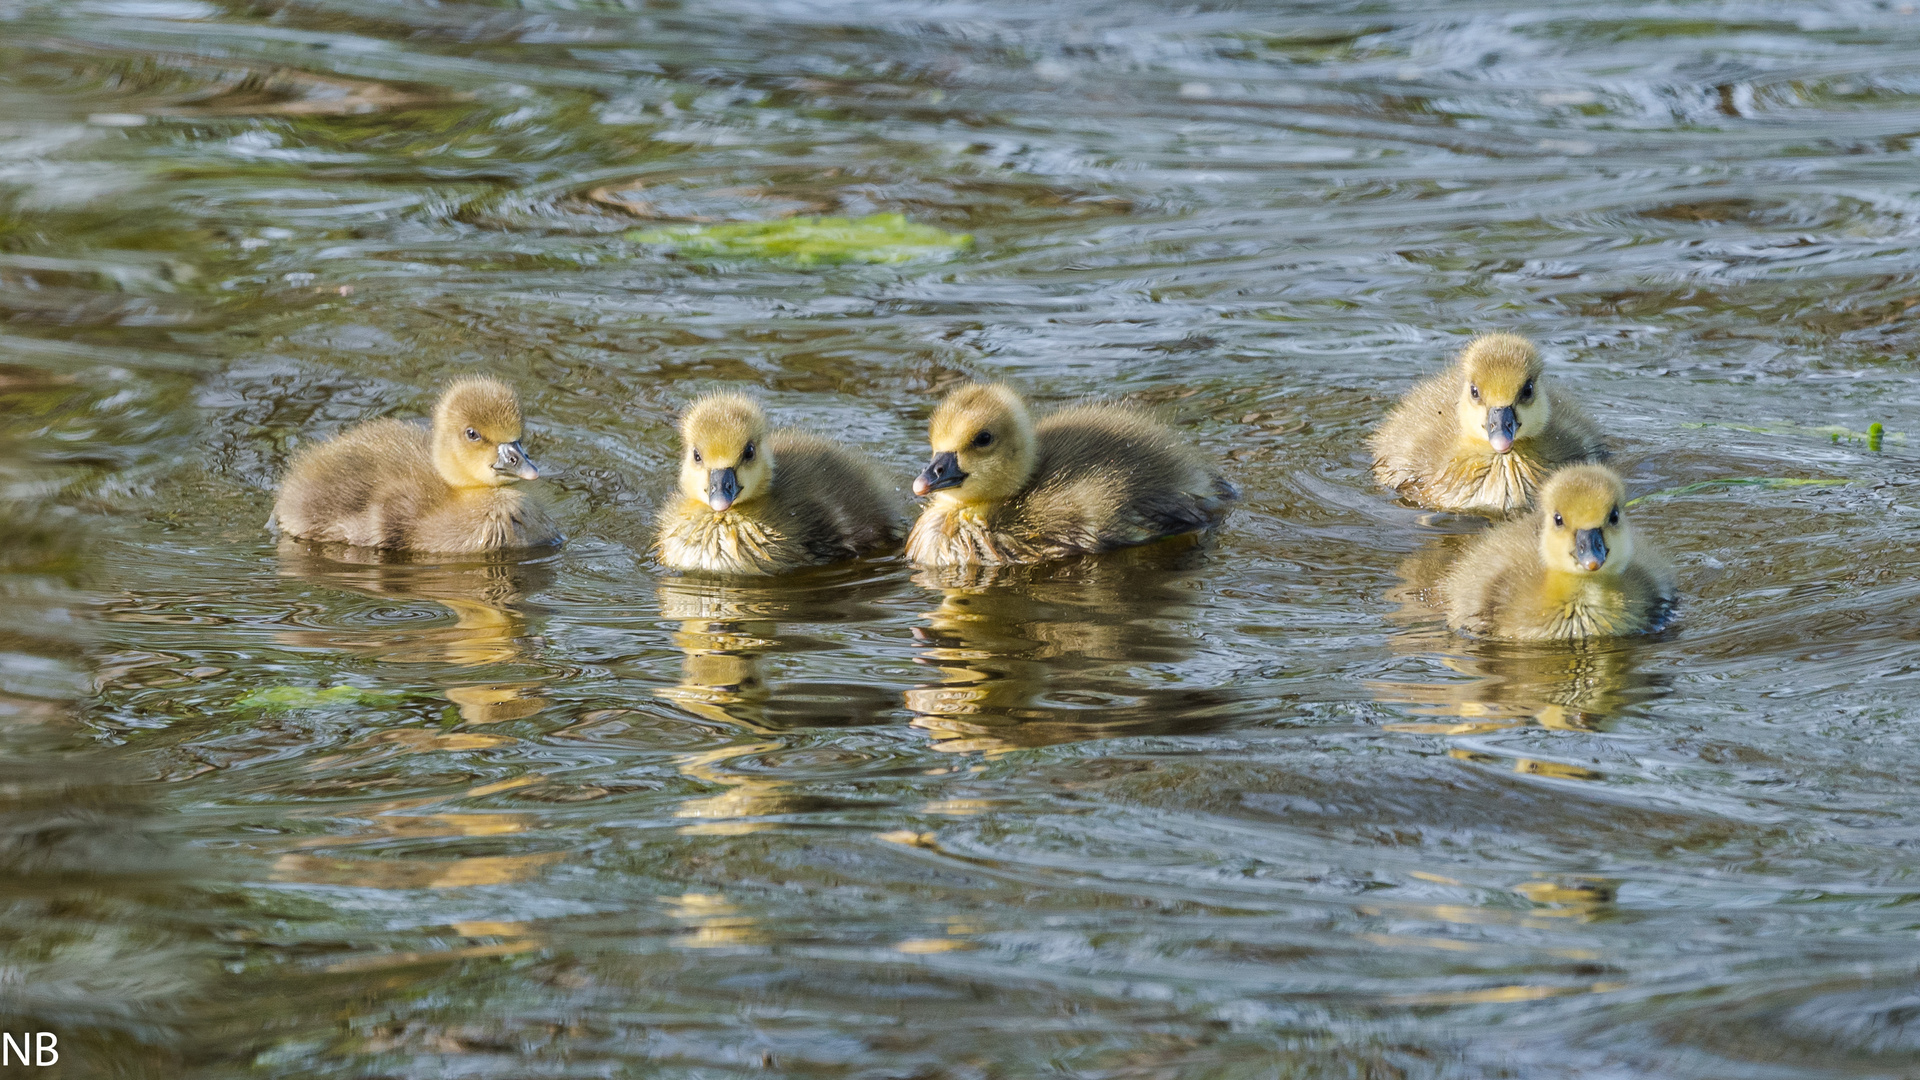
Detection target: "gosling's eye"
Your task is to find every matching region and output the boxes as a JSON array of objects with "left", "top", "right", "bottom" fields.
[
  {"left": 1553, "top": 512, "right": 1564, "bottom": 528},
  {"left": 464, "top": 427, "right": 480, "bottom": 443},
  {"left": 692, "top": 449, "right": 702, "bottom": 464},
  {"left": 1608, "top": 507, "right": 1620, "bottom": 525},
  {"left": 971, "top": 430, "right": 994, "bottom": 448},
  {"left": 1469, "top": 384, "right": 1480, "bottom": 401},
  {"left": 1519, "top": 380, "right": 1535, "bottom": 402},
  {"left": 741, "top": 442, "right": 755, "bottom": 462}
]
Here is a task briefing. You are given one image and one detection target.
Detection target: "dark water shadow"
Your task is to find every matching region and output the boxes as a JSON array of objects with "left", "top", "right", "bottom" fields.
[
  {"left": 903, "top": 538, "right": 1256, "bottom": 753},
  {"left": 653, "top": 563, "right": 908, "bottom": 734},
  {"left": 274, "top": 539, "right": 560, "bottom": 724}
]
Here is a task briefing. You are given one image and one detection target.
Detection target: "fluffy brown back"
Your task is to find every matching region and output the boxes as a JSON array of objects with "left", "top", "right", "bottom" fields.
[
  {"left": 274, "top": 419, "right": 439, "bottom": 548},
  {"left": 999, "top": 404, "right": 1236, "bottom": 553},
  {"left": 762, "top": 429, "right": 901, "bottom": 559}
]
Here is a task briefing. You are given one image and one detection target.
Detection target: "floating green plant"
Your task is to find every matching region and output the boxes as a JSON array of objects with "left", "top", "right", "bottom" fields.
[
  {"left": 1682, "top": 421, "right": 1905, "bottom": 446},
  {"left": 1627, "top": 477, "right": 1846, "bottom": 507},
  {"left": 626, "top": 213, "right": 971, "bottom": 265},
  {"left": 236, "top": 685, "right": 402, "bottom": 711}
]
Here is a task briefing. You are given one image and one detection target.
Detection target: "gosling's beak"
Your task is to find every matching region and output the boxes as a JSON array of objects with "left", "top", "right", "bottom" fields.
[
  {"left": 494, "top": 440, "right": 539, "bottom": 481},
  {"left": 913, "top": 451, "right": 966, "bottom": 497},
  {"left": 1573, "top": 527, "right": 1608, "bottom": 572},
  {"left": 706, "top": 467, "right": 740, "bottom": 512},
  {"left": 1487, "top": 406, "right": 1519, "bottom": 454}
]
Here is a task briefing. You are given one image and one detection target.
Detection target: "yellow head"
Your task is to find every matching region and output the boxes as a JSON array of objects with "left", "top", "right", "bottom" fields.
[
  {"left": 1535, "top": 465, "right": 1636, "bottom": 576},
  {"left": 430, "top": 376, "right": 538, "bottom": 488},
  {"left": 678, "top": 394, "right": 773, "bottom": 513},
  {"left": 914, "top": 383, "right": 1037, "bottom": 506},
  {"left": 1451, "top": 334, "right": 1551, "bottom": 455}
]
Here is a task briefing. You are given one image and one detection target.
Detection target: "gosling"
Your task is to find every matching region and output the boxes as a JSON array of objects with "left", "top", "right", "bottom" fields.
[
  {"left": 270, "top": 376, "right": 558, "bottom": 553},
  {"left": 654, "top": 394, "right": 899, "bottom": 575},
  {"left": 1441, "top": 464, "right": 1676, "bottom": 641},
  {"left": 906, "top": 383, "right": 1237, "bottom": 567},
  {"left": 1370, "top": 334, "right": 1606, "bottom": 513}
]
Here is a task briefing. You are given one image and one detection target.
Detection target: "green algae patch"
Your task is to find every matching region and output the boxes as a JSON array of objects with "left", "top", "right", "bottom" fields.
[
  {"left": 237, "top": 685, "right": 403, "bottom": 711},
  {"left": 626, "top": 213, "right": 971, "bottom": 265},
  {"left": 1682, "top": 421, "right": 1905, "bottom": 446},
  {"left": 1628, "top": 477, "right": 1847, "bottom": 507}
]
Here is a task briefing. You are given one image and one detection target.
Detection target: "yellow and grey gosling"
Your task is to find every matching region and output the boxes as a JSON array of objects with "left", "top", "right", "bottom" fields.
[
  {"left": 1441, "top": 464, "right": 1676, "bottom": 641},
  {"left": 654, "top": 394, "right": 900, "bottom": 575},
  {"left": 1369, "top": 334, "right": 1607, "bottom": 514},
  {"left": 270, "top": 376, "right": 558, "bottom": 553},
  {"left": 906, "top": 383, "right": 1237, "bottom": 567}
]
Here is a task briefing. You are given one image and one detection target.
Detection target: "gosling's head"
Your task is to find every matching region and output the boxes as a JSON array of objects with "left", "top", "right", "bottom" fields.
[
  {"left": 1536, "top": 465, "right": 1635, "bottom": 576},
  {"left": 914, "top": 383, "right": 1037, "bottom": 506},
  {"left": 679, "top": 394, "right": 772, "bottom": 513},
  {"left": 1452, "top": 334, "right": 1551, "bottom": 455},
  {"left": 431, "top": 377, "right": 538, "bottom": 488}
]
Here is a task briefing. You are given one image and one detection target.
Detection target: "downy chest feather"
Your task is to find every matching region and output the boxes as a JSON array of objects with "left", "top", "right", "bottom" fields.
[
  {"left": 1527, "top": 572, "right": 1635, "bottom": 640},
  {"left": 1435, "top": 444, "right": 1550, "bottom": 512},
  {"left": 907, "top": 504, "right": 1040, "bottom": 567},
  {"left": 658, "top": 505, "right": 788, "bottom": 575}
]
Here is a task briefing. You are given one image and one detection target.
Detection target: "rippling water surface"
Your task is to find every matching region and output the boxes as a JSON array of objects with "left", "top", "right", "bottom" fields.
[{"left": 5, "top": 1, "right": 1920, "bottom": 1075}]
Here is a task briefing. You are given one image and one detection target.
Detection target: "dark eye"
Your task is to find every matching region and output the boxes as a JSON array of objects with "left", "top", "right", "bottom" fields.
[
  {"left": 1468, "top": 384, "right": 1480, "bottom": 401},
  {"left": 1608, "top": 507, "right": 1619, "bottom": 525},
  {"left": 1552, "top": 512, "right": 1564, "bottom": 528},
  {"left": 1519, "top": 380, "right": 1535, "bottom": 402},
  {"left": 741, "top": 442, "right": 755, "bottom": 462},
  {"left": 692, "top": 449, "right": 702, "bottom": 464},
  {"left": 464, "top": 427, "right": 480, "bottom": 442},
  {"left": 971, "top": 430, "right": 993, "bottom": 448}
]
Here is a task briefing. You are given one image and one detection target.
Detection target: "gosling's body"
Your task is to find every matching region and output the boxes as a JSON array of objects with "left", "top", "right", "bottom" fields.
[
  {"left": 1370, "top": 334, "right": 1606, "bottom": 514},
  {"left": 1442, "top": 465, "right": 1675, "bottom": 641},
  {"left": 907, "top": 386, "right": 1236, "bottom": 567},
  {"left": 655, "top": 396, "right": 898, "bottom": 576},
  {"left": 271, "top": 378, "right": 557, "bottom": 553}
]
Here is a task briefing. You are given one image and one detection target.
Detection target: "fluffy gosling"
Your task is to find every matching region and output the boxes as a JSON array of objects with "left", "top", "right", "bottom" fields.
[
  {"left": 270, "top": 376, "right": 558, "bottom": 553},
  {"left": 1370, "top": 334, "right": 1606, "bottom": 513},
  {"left": 1441, "top": 464, "right": 1676, "bottom": 641},
  {"left": 654, "top": 394, "right": 899, "bottom": 575},
  {"left": 906, "top": 383, "right": 1236, "bottom": 567}
]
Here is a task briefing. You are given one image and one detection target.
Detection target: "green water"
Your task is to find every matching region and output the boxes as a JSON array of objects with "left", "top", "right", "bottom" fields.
[{"left": 4, "top": 1, "right": 1920, "bottom": 1076}]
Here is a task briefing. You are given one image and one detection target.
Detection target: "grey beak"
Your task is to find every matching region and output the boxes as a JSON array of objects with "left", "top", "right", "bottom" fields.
[
  {"left": 913, "top": 451, "right": 966, "bottom": 497},
  {"left": 494, "top": 440, "right": 539, "bottom": 481},
  {"left": 1574, "top": 527, "right": 1608, "bottom": 572},
  {"left": 1487, "top": 406, "right": 1519, "bottom": 454},
  {"left": 706, "top": 467, "right": 740, "bottom": 512}
]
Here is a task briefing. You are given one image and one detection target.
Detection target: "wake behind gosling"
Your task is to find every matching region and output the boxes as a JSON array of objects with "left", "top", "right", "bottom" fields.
[{"left": 906, "top": 383, "right": 1237, "bottom": 567}]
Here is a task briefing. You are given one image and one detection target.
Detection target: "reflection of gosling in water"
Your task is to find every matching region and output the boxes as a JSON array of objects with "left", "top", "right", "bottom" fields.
[
  {"left": 907, "top": 383, "right": 1237, "bottom": 567},
  {"left": 271, "top": 377, "right": 558, "bottom": 553},
  {"left": 1370, "top": 334, "right": 1606, "bottom": 513},
  {"left": 654, "top": 394, "right": 899, "bottom": 575},
  {"left": 1442, "top": 465, "right": 1676, "bottom": 641}
]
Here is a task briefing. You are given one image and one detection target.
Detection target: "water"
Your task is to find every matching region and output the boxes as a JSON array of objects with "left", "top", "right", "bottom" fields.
[{"left": 4, "top": 0, "right": 1920, "bottom": 1075}]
